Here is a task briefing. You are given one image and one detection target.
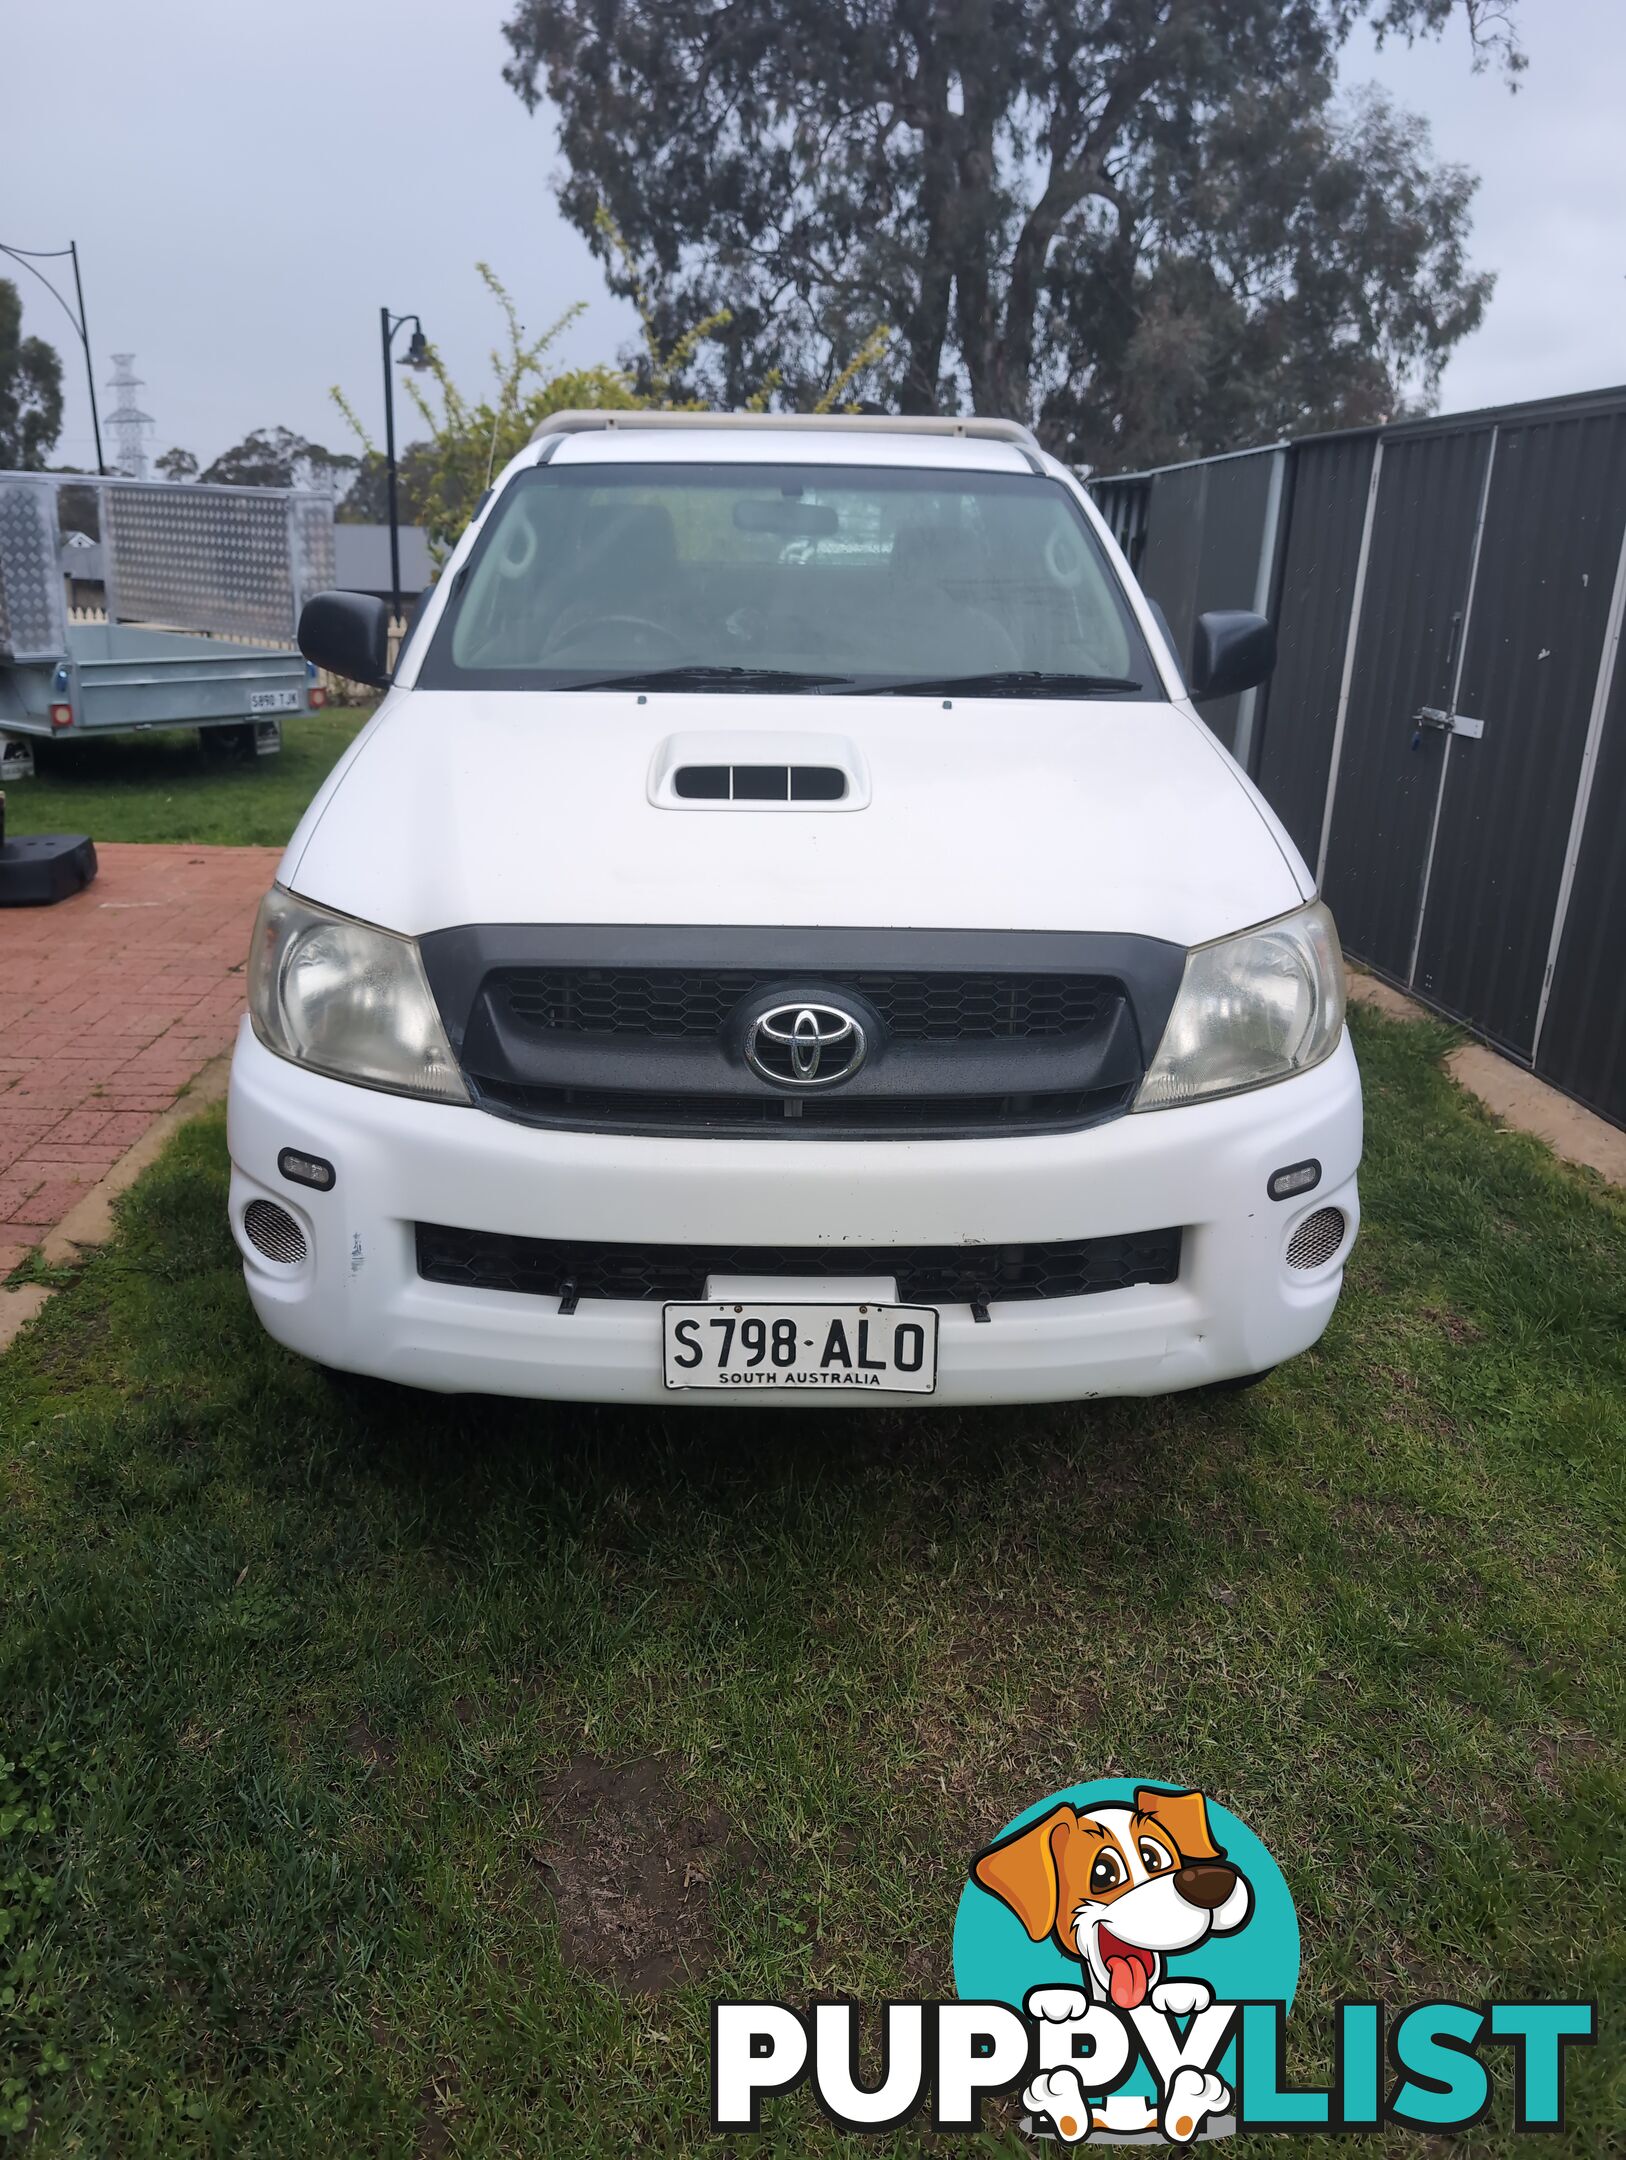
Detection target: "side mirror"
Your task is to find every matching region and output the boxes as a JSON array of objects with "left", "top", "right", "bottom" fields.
[
  {"left": 1190, "top": 610, "right": 1275, "bottom": 703},
  {"left": 299, "top": 590, "right": 392, "bottom": 689}
]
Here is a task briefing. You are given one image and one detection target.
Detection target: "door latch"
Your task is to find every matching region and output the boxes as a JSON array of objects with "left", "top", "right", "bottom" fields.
[{"left": 1411, "top": 707, "right": 1486, "bottom": 750}]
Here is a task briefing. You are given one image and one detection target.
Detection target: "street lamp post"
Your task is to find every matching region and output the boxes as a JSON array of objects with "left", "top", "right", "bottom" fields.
[
  {"left": 380, "top": 307, "right": 431, "bottom": 624},
  {"left": 0, "top": 238, "right": 105, "bottom": 473}
]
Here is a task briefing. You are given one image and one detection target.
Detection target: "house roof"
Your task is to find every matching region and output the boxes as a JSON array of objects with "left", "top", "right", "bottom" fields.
[{"left": 333, "top": 523, "right": 434, "bottom": 595}]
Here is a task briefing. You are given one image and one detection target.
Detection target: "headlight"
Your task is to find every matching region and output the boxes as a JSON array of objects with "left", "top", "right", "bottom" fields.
[
  {"left": 1134, "top": 900, "right": 1345, "bottom": 1112},
  {"left": 248, "top": 886, "right": 469, "bottom": 1103}
]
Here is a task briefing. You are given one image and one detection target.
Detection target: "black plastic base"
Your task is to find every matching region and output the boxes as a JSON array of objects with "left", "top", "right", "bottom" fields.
[{"left": 0, "top": 834, "right": 98, "bottom": 906}]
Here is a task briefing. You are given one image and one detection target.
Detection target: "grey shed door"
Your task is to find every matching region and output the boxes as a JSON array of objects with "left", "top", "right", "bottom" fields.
[
  {"left": 1410, "top": 408, "right": 1626, "bottom": 1055},
  {"left": 1322, "top": 427, "right": 1493, "bottom": 981}
]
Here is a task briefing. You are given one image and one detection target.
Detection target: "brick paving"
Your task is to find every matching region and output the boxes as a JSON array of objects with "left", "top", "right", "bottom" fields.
[{"left": 0, "top": 843, "right": 280, "bottom": 1274}]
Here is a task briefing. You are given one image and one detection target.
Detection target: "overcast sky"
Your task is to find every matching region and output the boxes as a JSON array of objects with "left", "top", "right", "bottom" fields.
[{"left": 4, "top": 0, "right": 1621, "bottom": 476}]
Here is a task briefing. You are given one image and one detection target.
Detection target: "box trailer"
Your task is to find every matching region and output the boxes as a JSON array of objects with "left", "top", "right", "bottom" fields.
[{"left": 0, "top": 472, "right": 336, "bottom": 758}]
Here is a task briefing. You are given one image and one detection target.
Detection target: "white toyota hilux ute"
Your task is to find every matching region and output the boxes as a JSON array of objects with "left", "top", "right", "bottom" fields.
[{"left": 228, "top": 412, "right": 1361, "bottom": 1404}]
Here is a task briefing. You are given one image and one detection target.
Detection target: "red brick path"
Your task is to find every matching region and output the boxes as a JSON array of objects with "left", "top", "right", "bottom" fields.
[{"left": 0, "top": 843, "right": 280, "bottom": 1275}]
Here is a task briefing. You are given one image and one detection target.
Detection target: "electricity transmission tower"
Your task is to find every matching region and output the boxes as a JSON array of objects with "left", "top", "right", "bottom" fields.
[{"left": 104, "top": 353, "right": 154, "bottom": 479}]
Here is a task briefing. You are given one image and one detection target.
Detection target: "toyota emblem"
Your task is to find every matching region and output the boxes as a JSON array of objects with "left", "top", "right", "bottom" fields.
[{"left": 745, "top": 1003, "right": 867, "bottom": 1088}]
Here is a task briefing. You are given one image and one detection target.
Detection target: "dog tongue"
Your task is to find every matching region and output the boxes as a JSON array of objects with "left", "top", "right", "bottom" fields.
[{"left": 1108, "top": 1955, "right": 1147, "bottom": 2010}]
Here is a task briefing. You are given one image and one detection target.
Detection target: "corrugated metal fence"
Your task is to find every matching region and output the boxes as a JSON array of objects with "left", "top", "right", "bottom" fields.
[{"left": 1091, "top": 383, "right": 1626, "bottom": 1131}]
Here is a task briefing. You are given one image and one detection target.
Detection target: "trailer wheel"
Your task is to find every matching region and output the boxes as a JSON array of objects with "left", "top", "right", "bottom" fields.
[{"left": 200, "top": 724, "right": 256, "bottom": 758}]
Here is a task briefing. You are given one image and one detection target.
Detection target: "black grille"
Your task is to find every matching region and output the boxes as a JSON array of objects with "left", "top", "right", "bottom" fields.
[
  {"left": 473, "top": 1079, "right": 1133, "bottom": 1137},
  {"left": 498, "top": 968, "right": 1114, "bottom": 1042},
  {"left": 419, "top": 927, "right": 1187, "bottom": 1145},
  {"left": 415, "top": 1224, "right": 1182, "bottom": 1305}
]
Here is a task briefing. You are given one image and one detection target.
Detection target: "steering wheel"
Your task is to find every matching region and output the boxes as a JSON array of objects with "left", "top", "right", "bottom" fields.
[{"left": 542, "top": 613, "right": 687, "bottom": 664}]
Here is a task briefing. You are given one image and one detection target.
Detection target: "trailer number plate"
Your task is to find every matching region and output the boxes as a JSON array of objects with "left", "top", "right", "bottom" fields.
[
  {"left": 662, "top": 1302, "right": 938, "bottom": 1393},
  {"left": 248, "top": 689, "right": 301, "bottom": 713}
]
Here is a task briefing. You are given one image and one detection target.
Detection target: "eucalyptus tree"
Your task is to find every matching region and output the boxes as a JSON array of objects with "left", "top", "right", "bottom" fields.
[{"left": 502, "top": 0, "right": 1520, "bottom": 466}]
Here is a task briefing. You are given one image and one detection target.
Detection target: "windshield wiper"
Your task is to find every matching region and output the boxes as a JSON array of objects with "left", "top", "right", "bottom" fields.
[
  {"left": 851, "top": 669, "right": 1143, "bottom": 699},
  {"left": 557, "top": 664, "right": 855, "bottom": 693}
]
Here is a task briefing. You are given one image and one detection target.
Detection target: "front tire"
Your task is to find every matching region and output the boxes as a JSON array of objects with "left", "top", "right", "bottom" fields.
[{"left": 1203, "top": 1367, "right": 1276, "bottom": 1394}]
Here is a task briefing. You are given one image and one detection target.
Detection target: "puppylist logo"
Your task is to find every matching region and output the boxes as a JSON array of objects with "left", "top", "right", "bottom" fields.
[
  {"left": 712, "top": 1778, "right": 1595, "bottom": 2143},
  {"left": 959, "top": 1781, "right": 1269, "bottom": 2141}
]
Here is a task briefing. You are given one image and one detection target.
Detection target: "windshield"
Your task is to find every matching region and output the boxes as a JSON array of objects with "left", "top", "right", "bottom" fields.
[{"left": 418, "top": 461, "right": 1159, "bottom": 696}]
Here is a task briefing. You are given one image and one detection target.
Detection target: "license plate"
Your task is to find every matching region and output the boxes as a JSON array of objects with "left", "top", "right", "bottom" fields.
[
  {"left": 248, "top": 688, "right": 301, "bottom": 713},
  {"left": 662, "top": 1301, "right": 938, "bottom": 1394}
]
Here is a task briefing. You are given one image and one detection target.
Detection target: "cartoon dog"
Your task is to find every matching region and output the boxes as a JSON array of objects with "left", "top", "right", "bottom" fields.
[{"left": 971, "top": 1786, "right": 1253, "bottom": 2144}]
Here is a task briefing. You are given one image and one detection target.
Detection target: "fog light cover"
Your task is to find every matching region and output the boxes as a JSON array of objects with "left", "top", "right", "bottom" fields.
[
  {"left": 243, "top": 1198, "right": 309, "bottom": 1267},
  {"left": 1286, "top": 1206, "right": 1345, "bottom": 1270}
]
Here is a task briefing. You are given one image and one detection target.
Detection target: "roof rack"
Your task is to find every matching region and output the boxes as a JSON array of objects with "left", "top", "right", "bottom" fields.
[{"left": 528, "top": 408, "right": 1041, "bottom": 450}]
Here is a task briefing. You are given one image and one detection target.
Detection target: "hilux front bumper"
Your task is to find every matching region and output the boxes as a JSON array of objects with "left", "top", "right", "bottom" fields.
[{"left": 226, "top": 1021, "right": 1362, "bottom": 1405}]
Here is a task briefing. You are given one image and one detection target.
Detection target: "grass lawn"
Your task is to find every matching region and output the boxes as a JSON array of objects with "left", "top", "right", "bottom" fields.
[
  {"left": 0, "top": 1007, "right": 1620, "bottom": 2155},
  {"left": 3, "top": 710, "right": 372, "bottom": 848}
]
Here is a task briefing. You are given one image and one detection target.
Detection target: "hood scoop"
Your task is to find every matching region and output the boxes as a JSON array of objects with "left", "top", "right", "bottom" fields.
[
  {"left": 675, "top": 762, "right": 846, "bottom": 802},
  {"left": 649, "top": 730, "right": 871, "bottom": 811}
]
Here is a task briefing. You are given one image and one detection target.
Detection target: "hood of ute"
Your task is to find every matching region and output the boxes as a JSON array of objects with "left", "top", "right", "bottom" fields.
[{"left": 282, "top": 690, "right": 1309, "bottom": 946}]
